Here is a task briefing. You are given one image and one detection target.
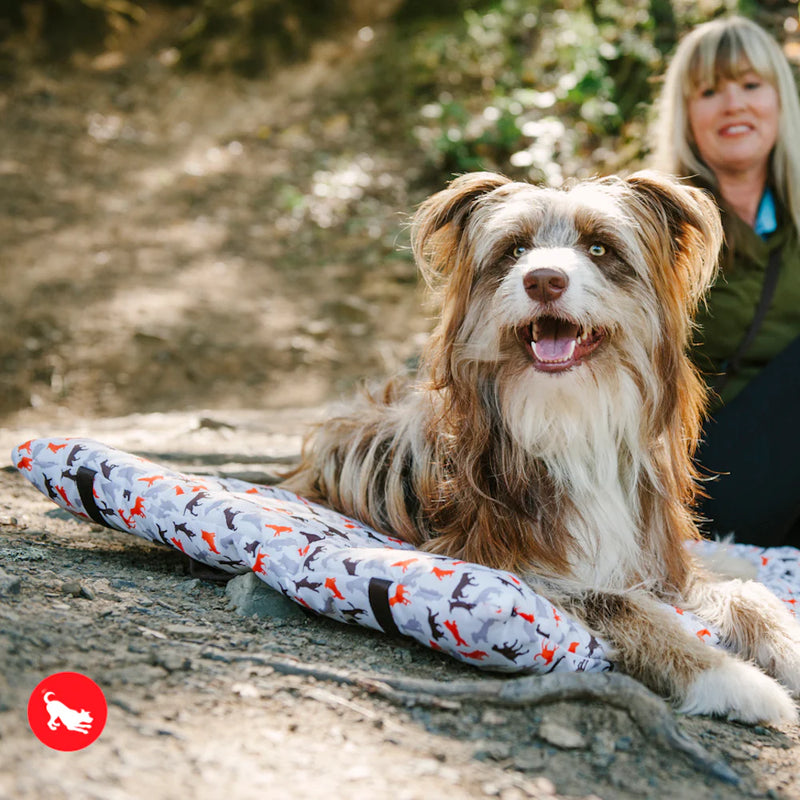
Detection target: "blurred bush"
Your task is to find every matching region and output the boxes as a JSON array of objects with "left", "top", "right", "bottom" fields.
[
  {"left": 175, "top": 0, "right": 349, "bottom": 74},
  {"left": 373, "top": 0, "right": 749, "bottom": 184},
  {"left": 0, "top": 0, "right": 146, "bottom": 59},
  {"left": 0, "top": 0, "right": 347, "bottom": 71},
  {"left": 2, "top": 0, "right": 791, "bottom": 185}
]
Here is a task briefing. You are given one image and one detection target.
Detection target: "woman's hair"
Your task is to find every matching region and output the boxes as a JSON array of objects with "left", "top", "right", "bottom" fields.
[{"left": 653, "top": 15, "right": 800, "bottom": 234}]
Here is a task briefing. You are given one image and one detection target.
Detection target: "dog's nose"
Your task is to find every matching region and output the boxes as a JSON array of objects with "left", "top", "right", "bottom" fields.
[{"left": 523, "top": 268, "right": 569, "bottom": 303}]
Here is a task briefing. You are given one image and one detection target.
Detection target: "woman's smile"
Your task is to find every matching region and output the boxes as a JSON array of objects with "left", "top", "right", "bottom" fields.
[{"left": 688, "top": 71, "right": 779, "bottom": 179}]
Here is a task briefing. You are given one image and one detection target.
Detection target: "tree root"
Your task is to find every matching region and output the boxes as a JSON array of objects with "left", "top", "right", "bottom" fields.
[{"left": 243, "top": 655, "right": 739, "bottom": 785}]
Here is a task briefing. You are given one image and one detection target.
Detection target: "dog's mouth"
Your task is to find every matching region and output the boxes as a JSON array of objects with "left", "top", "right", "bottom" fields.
[{"left": 518, "top": 316, "right": 606, "bottom": 373}]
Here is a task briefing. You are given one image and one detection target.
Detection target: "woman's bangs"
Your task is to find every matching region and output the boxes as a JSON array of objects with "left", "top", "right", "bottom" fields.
[{"left": 685, "top": 27, "right": 775, "bottom": 93}]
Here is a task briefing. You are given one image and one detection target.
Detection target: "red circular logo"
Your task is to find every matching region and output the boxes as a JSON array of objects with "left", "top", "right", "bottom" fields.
[{"left": 28, "top": 672, "right": 107, "bottom": 751}]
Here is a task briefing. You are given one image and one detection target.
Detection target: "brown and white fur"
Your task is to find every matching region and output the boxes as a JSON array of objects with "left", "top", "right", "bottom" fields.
[{"left": 283, "top": 171, "right": 800, "bottom": 724}]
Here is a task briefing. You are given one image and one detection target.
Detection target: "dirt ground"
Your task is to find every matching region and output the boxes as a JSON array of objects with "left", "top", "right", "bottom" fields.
[
  {"left": 2, "top": 412, "right": 800, "bottom": 800},
  {"left": 0, "top": 3, "right": 429, "bottom": 422},
  {"left": 2, "top": 9, "right": 800, "bottom": 800}
]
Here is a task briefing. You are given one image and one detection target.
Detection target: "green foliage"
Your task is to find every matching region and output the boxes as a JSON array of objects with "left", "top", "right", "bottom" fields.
[
  {"left": 386, "top": 0, "right": 656, "bottom": 183},
  {"left": 4, "top": 0, "right": 783, "bottom": 187},
  {"left": 369, "top": 0, "right": 752, "bottom": 184},
  {"left": 393, "top": 0, "right": 493, "bottom": 24}
]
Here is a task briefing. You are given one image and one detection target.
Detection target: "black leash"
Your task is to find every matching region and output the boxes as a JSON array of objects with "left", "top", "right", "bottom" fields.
[{"left": 712, "top": 246, "right": 782, "bottom": 394}]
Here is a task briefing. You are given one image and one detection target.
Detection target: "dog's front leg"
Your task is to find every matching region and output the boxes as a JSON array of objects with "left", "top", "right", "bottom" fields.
[
  {"left": 558, "top": 588, "right": 798, "bottom": 725},
  {"left": 682, "top": 573, "right": 800, "bottom": 697}
]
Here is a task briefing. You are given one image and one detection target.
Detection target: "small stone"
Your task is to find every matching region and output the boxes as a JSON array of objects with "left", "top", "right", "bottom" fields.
[
  {"left": 473, "top": 741, "right": 512, "bottom": 762},
  {"left": 61, "top": 580, "right": 95, "bottom": 599},
  {"left": 537, "top": 719, "right": 586, "bottom": 750},
  {"left": 529, "top": 776, "right": 557, "bottom": 796},
  {"left": 61, "top": 580, "right": 83, "bottom": 597},
  {"left": 153, "top": 650, "right": 191, "bottom": 673},
  {"left": 0, "top": 568, "right": 21, "bottom": 596},
  {"left": 480, "top": 708, "right": 507, "bottom": 726},
  {"left": 511, "top": 747, "right": 548, "bottom": 772},
  {"left": 225, "top": 572, "right": 307, "bottom": 621},
  {"left": 79, "top": 584, "right": 96, "bottom": 600}
]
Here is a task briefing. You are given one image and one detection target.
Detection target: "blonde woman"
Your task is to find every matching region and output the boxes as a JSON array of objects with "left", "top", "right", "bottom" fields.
[{"left": 654, "top": 16, "right": 800, "bottom": 547}]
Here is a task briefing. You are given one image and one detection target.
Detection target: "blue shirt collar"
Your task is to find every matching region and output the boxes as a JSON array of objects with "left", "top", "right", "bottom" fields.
[{"left": 754, "top": 188, "right": 777, "bottom": 239}]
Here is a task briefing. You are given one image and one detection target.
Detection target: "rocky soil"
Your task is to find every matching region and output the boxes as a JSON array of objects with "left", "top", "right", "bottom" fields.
[{"left": 2, "top": 411, "right": 800, "bottom": 800}]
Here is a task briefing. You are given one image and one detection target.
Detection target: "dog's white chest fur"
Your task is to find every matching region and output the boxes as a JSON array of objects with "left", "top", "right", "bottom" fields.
[
  {"left": 561, "top": 471, "right": 641, "bottom": 589},
  {"left": 504, "top": 366, "right": 646, "bottom": 590}
]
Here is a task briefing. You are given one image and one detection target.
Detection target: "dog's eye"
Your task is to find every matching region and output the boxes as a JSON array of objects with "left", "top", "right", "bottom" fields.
[
  {"left": 589, "top": 243, "right": 606, "bottom": 257},
  {"left": 511, "top": 244, "right": 528, "bottom": 259}
]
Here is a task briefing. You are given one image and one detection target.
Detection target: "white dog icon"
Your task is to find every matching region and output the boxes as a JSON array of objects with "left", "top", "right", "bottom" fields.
[{"left": 43, "top": 691, "right": 94, "bottom": 734}]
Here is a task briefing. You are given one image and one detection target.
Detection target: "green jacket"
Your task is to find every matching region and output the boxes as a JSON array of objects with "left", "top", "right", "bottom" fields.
[{"left": 692, "top": 202, "right": 800, "bottom": 409}]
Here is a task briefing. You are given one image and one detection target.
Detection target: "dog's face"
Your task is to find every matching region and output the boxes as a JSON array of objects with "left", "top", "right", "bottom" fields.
[
  {"left": 412, "top": 171, "right": 722, "bottom": 447},
  {"left": 467, "top": 180, "right": 663, "bottom": 378}
]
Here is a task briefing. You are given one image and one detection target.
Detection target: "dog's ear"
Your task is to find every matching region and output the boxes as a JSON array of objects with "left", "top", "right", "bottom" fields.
[
  {"left": 411, "top": 172, "right": 511, "bottom": 281},
  {"left": 623, "top": 171, "right": 723, "bottom": 469},
  {"left": 411, "top": 172, "right": 510, "bottom": 392},
  {"left": 623, "top": 170, "right": 723, "bottom": 306}
]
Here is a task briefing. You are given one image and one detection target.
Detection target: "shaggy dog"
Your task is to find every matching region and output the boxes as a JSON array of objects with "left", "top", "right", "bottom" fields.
[{"left": 283, "top": 171, "right": 800, "bottom": 724}]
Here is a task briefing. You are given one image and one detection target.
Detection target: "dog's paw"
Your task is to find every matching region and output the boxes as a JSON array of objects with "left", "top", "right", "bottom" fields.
[
  {"left": 756, "top": 636, "right": 800, "bottom": 696},
  {"left": 679, "top": 658, "right": 798, "bottom": 725}
]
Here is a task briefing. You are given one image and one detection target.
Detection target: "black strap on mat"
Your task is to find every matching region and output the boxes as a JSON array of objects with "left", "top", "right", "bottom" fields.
[
  {"left": 76, "top": 466, "right": 114, "bottom": 529},
  {"left": 713, "top": 246, "right": 782, "bottom": 394},
  {"left": 368, "top": 577, "right": 401, "bottom": 637}
]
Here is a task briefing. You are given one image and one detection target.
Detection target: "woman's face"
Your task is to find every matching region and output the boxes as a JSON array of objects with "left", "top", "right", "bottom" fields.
[{"left": 687, "top": 70, "right": 780, "bottom": 180}]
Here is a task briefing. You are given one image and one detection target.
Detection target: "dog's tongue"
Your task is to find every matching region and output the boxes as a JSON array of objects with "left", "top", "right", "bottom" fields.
[{"left": 533, "top": 318, "right": 579, "bottom": 361}]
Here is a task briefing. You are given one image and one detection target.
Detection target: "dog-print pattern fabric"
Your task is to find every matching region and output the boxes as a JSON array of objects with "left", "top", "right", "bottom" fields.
[{"left": 13, "top": 437, "right": 800, "bottom": 674}]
